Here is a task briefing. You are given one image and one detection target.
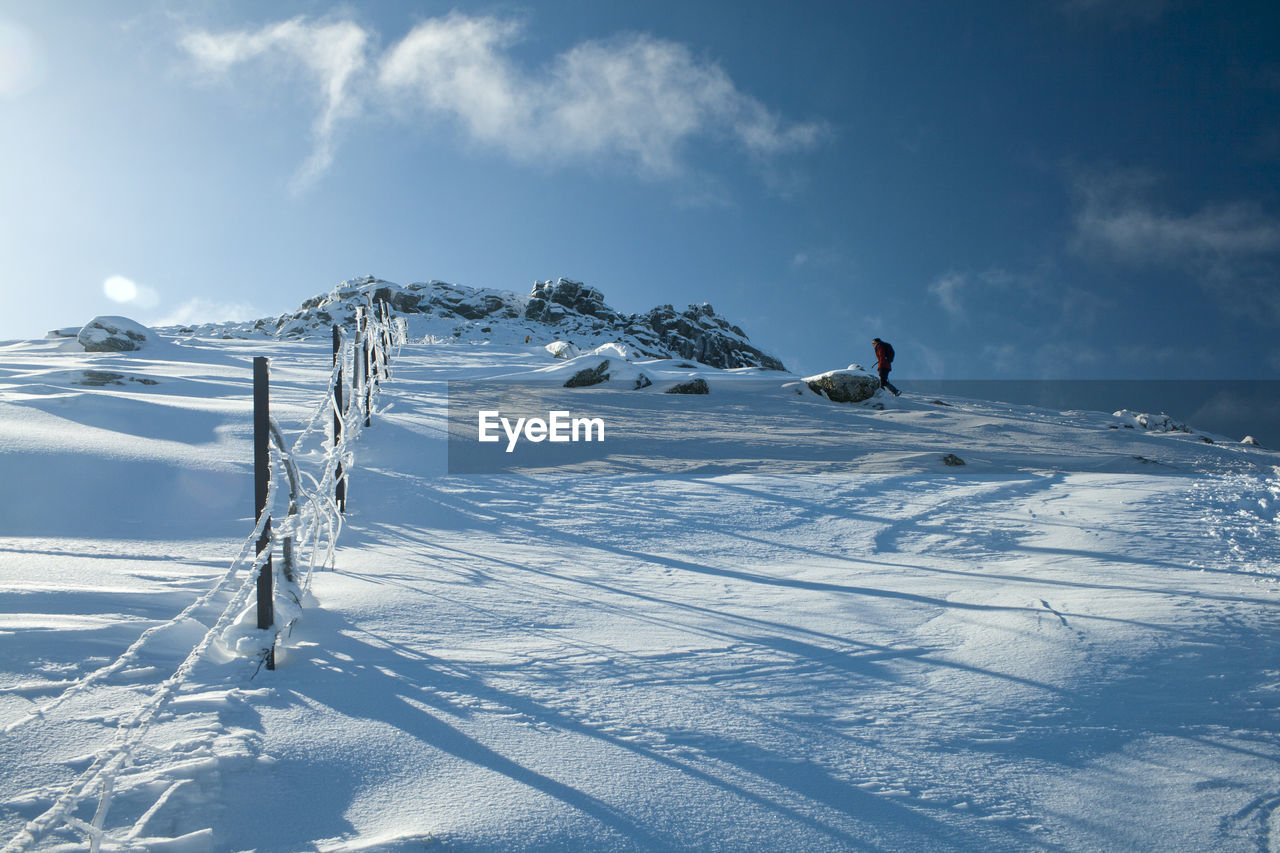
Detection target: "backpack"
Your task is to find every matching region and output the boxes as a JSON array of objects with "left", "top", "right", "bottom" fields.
[{"left": 881, "top": 341, "right": 894, "bottom": 363}]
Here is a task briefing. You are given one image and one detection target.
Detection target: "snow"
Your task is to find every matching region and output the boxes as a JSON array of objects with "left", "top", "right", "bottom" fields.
[{"left": 2, "top": 325, "right": 1279, "bottom": 851}]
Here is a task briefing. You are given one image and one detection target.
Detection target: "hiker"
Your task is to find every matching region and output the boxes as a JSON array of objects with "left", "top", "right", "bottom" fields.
[{"left": 872, "top": 338, "right": 901, "bottom": 396}]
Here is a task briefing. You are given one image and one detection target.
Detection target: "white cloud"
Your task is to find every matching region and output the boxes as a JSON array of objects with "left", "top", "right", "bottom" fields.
[
  {"left": 1071, "top": 168, "right": 1280, "bottom": 323},
  {"left": 790, "top": 247, "right": 849, "bottom": 270},
  {"left": 1072, "top": 169, "right": 1280, "bottom": 263},
  {"left": 377, "top": 13, "right": 526, "bottom": 145},
  {"left": 927, "top": 271, "right": 969, "bottom": 319},
  {"left": 181, "top": 17, "right": 370, "bottom": 190},
  {"left": 181, "top": 13, "right": 824, "bottom": 186},
  {"left": 927, "top": 265, "right": 1106, "bottom": 334},
  {"left": 377, "top": 14, "right": 824, "bottom": 175}
]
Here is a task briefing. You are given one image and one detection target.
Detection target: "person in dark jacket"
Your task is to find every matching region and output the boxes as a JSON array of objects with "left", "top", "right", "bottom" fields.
[{"left": 872, "top": 338, "right": 900, "bottom": 396}]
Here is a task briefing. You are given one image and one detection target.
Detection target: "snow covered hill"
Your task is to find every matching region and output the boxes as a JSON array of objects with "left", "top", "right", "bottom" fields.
[{"left": 1, "top": 320, "right": 1279, "bottom": 851}]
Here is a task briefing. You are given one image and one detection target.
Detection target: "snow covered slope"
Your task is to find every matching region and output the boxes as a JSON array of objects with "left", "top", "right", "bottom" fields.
[{"left": 1, "top": 329, "right": 1279, "bottom": 851}]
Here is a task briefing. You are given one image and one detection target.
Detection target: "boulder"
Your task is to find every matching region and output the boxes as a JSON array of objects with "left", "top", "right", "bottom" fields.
[
  {"left": 804, "top": 369, "right": 878, "bottom": 403},
  {"left": 666, "top": 378, "right": 709, "bottom": 395},
  {"left": 564, "top": 359, "right": 611, "bottom": 388},
  {"left": 78, "top": 316, "right": 152, "bottom": 352}
]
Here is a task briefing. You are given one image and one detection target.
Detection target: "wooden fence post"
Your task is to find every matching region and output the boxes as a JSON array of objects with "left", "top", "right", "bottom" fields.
[
  {"left": 379, "top": 300, "right": 391, "bottom": 372},
  {"left": 364, "top": 333, "right": 373, "bottom": 428},
  {"left": 332, "top": 326, "right": 346, "bottom": 513},
  {"left": 253, "top": 356, "right": 275, "bottom": 671}
]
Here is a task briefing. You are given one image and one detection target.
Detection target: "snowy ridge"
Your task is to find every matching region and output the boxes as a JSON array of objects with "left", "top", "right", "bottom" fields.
[{"left": 162, "top": 275, "right": 787, "bottom": 371}]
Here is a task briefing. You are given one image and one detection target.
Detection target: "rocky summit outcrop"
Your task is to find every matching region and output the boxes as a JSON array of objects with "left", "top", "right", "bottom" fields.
[{"left": 257, "top": 276, "right": 785, "bottom": 372}]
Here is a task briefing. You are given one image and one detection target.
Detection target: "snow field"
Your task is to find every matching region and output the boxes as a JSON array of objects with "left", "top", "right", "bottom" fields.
[{"left": 1, "top": 331, "right": 1279, "bottom": 850}]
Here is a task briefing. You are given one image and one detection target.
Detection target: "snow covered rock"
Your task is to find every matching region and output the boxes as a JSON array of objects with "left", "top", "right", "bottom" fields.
[
  {"left": 1242, "top": 435, "right": 1262, "bottom": 446},
  {"left": 590, "top": 342, "right": 632, "bottom": 360},
  {"left": 77, "top": 316, "right": 152, "bottom": 352},
  {"left": 545, "top": 341, "right": 580, "bottom": 359},
  {"left": 804, "top": 368, "right": 879, "bottom": 403},
  {"left": 1114, "top": 410, "right": 1191, "bottom": 433}
]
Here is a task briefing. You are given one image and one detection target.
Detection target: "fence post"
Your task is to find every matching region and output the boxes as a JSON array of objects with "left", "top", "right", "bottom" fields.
[
  {"left": 379, "top": 300, "right": 391, "bottom": 373},
  {"left": 332, "top": 325, "right": 346, "bottom": 513},
  {"left": 364, "top": 332, "right": 373, "bottom": 428},
  {"left": 253, "top": 356, "right": 275, "bottom": 671},
  {"left": 354, "top": 309, "right": 365, "bottom": 425}
]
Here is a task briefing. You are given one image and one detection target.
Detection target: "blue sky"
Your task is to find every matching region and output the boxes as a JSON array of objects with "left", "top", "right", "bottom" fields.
[{"left": 1, "top": 0, "right": 1278, "bottom": 378}]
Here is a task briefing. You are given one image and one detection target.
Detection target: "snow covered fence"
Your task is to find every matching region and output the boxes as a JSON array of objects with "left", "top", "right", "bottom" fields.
[
  {"left": 0, "top": 297, "right": 405, "bottom": 852},
  {"left": 244, "top": 296, "right": 403, "bottom": 671}
]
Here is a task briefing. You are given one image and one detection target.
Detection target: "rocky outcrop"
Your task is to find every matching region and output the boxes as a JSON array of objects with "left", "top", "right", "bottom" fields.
[
  {"left": 638, "top": 303, "right": 784, "bottom": 371},
  {"left": 78, "top": 316, "right": 152, "bottom": 352},
  {"left": 252, "top": 275, "right": 785, "bottom": 372}
]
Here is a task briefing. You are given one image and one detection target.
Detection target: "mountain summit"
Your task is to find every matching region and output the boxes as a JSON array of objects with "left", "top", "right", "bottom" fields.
[{"left": 255, "top": 276, "right": 786, "bottom": 371}]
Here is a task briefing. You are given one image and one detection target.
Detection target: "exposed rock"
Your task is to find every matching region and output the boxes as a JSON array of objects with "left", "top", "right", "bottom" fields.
[
  {"left": 75, "top": 371, "right": 159, "bottom": 387},
  {"left": 941, "top": 454, "right": 966, "bottom": 467},
  {"left": 78, "top": 371, "right": 125, "bottom": 386},
  {"left": 634, "top": 373, "right": 653, "bottom": 390},
  {"left": 666, "top": 378, "right": 709, "bottom": 395},
  {"left": 564, "top": 360, "right": 611, "bottom": 388},
  {"left": 638, "top": 302, "right": 784, "bottom": 371},
  {"left": 78, "top": 316, "right": 152, "bottom": 352},
  {"left": 804, "top": 369, "right": 878, "bottom": 403}
]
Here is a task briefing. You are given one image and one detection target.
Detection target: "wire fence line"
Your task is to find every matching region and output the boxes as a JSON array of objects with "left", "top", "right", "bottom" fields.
[{"left": 2, "top": 296, "right": 405, "bottom": 853}]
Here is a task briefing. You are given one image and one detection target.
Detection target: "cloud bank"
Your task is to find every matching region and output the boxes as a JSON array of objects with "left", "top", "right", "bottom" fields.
[{"left": 180, "top": 13, "right": 825, "bottom": 188}]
